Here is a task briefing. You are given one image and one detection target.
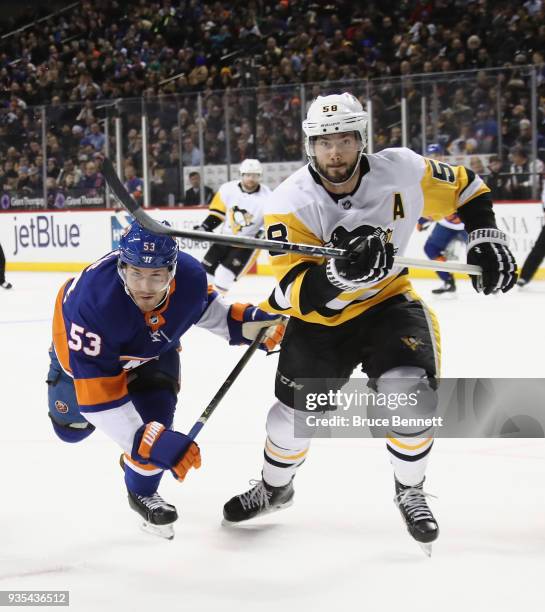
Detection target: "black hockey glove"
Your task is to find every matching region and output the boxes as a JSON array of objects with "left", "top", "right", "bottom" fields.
[
  {"left": 416, "top": 217, "right": 432, "bottom": 232},
  {"left": 193, "top": 214, "right": 222, "bottom": 232},
  {"left": 327, "top": 228, "right": 395, "bottom": 288},
  {"left": 466, "top": 229, "right": 517, "bottom": 295}
]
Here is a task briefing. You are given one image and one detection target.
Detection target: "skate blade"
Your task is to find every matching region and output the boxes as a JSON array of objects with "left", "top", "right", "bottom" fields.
[
  {"left": 419, "top": 542, "right": 433, "bottom": 557},
  {"left": 140, "top": 520, "right": 175, "bottom": 540},
  {"left": 221, "top": 499, "right": 294, "bottom": 527},
  {"left": 431, "top": 292, "right": 457, "bottom": 299}
]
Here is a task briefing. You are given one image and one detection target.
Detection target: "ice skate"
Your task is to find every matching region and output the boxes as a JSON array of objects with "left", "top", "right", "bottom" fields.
[
  {"left": 431, "top": 277, "right": 455, "bottom": 295},
  {"left": 394, "top": 478, "right": 438, "bottom": 556},
  {"left": 0, "top": 281, "right": 12, "bottom": 290},
  {"left": 223, "top": 477, "right": 294, "bottom": 525},
  {"left": 127, "top": 490, "right": 178, "bottom": 540}
]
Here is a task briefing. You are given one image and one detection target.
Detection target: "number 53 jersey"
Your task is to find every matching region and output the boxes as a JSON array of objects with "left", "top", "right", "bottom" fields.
[
  {"left": 51, "top": 251, "right": 209, "bottom": 413},
  {"left": 261, "top": 147, "right": 490, "bottom": 326}
]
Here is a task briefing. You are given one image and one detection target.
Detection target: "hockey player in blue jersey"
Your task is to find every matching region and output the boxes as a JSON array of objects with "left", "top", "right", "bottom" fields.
[
  {"left": 417, "top": 212, "right": 468, "bottom": 294},
  {"left": 46, "top": 221, "right": 285, "bottom": 539}
]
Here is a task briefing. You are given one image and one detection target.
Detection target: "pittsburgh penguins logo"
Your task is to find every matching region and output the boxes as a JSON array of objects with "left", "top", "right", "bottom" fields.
[
  {"left": 229, "top": 205, "right": 254, "bottom": 234},
  {"left": 326, "top": 225, "right": 392, "bottom": 246},
  {"left": 401, "top": 336, "right": 423, "bottom": 351},
  {"left": 55, "top": 400, "right": 69, "bottom": 414}
]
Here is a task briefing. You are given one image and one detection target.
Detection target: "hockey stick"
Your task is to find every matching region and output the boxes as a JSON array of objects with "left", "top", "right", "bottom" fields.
[
  {"left": 102, "top": 158, "right": 482, "bottom": 276},
  {"left": 187, "top": 327, "right": 267, "bottom": 440}
]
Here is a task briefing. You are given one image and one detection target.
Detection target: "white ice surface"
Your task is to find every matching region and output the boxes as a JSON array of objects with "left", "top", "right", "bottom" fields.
[{"left": 1, "top": 272, "right": 545, "bottom": 612}]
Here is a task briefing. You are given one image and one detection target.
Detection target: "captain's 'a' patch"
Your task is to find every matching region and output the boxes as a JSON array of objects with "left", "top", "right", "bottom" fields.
[{"left": 393, "top": 193, "right": 405, "bottom": 220}]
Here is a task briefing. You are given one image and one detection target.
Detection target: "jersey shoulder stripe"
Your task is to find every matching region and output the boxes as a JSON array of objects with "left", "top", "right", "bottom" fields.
[
  {"left": 421, "top": 159, "right": 490, "bottom": 219},
  {"left": 52, "top": 279, "right": 74, "bottom": 375},
  {"left": 75, "top": 373, "right": 128, "bottom": 410},
  {"left": 209, "top": 190, "right": 227, "bottom": 216}
]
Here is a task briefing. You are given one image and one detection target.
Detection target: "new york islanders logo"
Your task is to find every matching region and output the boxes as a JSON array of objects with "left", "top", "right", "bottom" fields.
[{"left": 55, "top": 400, "right": 69, "bottom": 414}]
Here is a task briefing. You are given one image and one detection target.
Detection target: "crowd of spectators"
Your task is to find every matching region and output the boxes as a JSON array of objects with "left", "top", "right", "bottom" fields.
[{"left": 0, "top": 0, "right": 544, "bottom": 206}]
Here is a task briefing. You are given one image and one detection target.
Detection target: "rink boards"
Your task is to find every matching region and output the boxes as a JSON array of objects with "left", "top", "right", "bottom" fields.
[{"left": 1, "top": 201, "right": 543, "bottom": 279}]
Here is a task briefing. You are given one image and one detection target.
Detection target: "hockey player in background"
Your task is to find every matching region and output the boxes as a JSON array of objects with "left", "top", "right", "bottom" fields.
[
  {"left": 417, "top": 212, "right": 467, "bottom": 294},
  {"left": 195, "top": 158, "right": 271, "bottom": 292},
  {"left": 416, "top": 145, "right": 468, "bottom": 294},
  {"left": 222, "top": 93, "right": 517, "bottom": 553},
  {"left": 0, "top": 241, "right": 12, "bottom": 289},
  {"left": 46, "top": 221, "right": 285, "bottom": 539},
  {"left": 517, "top": 178, "right": 545, "bottom": 287}
]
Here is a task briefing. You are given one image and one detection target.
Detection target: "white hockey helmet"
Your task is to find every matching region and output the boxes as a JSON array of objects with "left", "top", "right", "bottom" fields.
[
  {"left": 239, "top": 158, "right": 262, "bottom": 176},
  {"left": 302, "top": 93, "right": 368, "bottom": 183}
]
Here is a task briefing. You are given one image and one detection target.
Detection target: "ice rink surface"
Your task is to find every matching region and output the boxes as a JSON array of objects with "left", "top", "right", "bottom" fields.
[{"left": 1, "top": 271, "right": 545, "bottom": 612}]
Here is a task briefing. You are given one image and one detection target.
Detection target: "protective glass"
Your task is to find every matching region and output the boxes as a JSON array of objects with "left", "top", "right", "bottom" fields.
[{"left": 122, "top": 265, "right": 173, "bottom": 293}]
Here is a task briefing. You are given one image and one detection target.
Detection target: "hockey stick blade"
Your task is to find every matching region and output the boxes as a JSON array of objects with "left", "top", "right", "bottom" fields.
[{"left": 102, "top": 157, "right": 482, "bottom": 275}]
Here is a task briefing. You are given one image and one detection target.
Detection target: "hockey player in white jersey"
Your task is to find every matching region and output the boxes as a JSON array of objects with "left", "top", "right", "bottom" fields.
[
  {"left": 222, "top": 93, "right": 517, "bottom": 553},
  {"left": 196, "top": 159, "right": 272, "bottom": 292}
]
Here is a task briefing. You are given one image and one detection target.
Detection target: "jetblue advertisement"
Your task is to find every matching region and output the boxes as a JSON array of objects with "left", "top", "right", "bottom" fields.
[
  {"left": 1, "top": 204, "right": 541, "bottom": 271},
  {"left": 0, "top": 209, "right": 208, "bottom": 269}
]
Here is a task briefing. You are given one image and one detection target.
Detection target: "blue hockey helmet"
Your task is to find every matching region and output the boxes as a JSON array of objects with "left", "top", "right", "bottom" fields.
[{"left": 118, "top": 221, "right": 178, "bottom": 269}]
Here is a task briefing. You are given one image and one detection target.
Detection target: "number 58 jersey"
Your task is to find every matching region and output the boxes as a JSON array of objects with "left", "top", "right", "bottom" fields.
[{"left": 261, "top": 147, "right": 490, "bottom": 326}]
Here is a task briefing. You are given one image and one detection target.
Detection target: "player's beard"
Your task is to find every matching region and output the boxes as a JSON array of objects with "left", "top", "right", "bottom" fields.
[{"left": 316, "top": 157, "right": 359, "bottom": 185}]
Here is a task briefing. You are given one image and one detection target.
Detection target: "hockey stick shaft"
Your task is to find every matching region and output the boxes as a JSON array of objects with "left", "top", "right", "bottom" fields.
[
  {"left": 102, "top": 157, "right": 482, "bottom": 276},
  {"left": 187, "top": 328, "right": 267, "bottom": 440}
]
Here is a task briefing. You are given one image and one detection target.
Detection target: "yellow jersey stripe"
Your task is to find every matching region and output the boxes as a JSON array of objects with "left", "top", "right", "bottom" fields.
[
  {"left": 387, "top": 436, "right": 433, "bottom": 451},
  {"left": 265, "top": 443, "right": 308, "bottom": 461},
  {"left": 209, "top": 191, "right": 227, "bottom": 215}
]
